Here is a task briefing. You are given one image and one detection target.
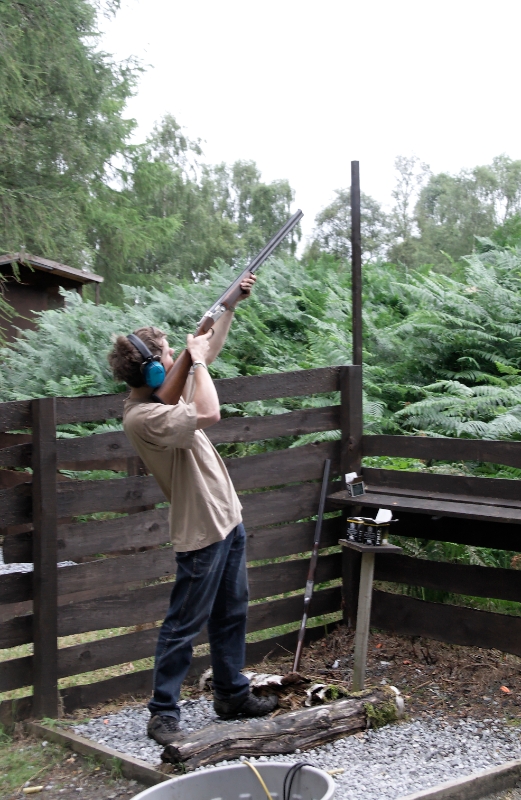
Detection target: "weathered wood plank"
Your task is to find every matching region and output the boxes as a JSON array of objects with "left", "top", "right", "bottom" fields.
[
  {"left": 329, "top": 489, "right": 521, "bottom": 524},
  {"left": 226, "top": 441, "right": 340, "bottom": 491},
  {"left": 241, "top": 481, "right": 340, "bottom": 530},
  {"left": 0, "top": 400, "right": 32, "bottom": 433},
  {"left": 363, "top": 434, "right": 521, "bottom": 470},
  {"left": 51, "top": 406, "right": 342, "bottom": 468},
  {"left": 0, "top": 442, "right": 32, "bottom": 468},
  {"left": 55, "top": 475, "right": 164, "bottom": 518},
  {"left": 54, "top": 586, "right": 341, "bottom": 682},
  {"left": 1, "top": 516, "right": 343, "bottom": 609},
  {"left": 0, "top": 572, "right": 32, "bottom": 604},
  {"left": 3, "top": 512, "right": 342, "bottom": 569},
  {"left": 52, "top": 369, "right": 341, "bottom": 425},
  {"left": 362, "top": 468, "right": 521, "bottom": 503},
  {"left": 55, "top": 552, "right": 340, "bottom": 637},
  {"left": 209, "top": 406, "right": 340, "bottom": 445},
  {"left": 371, "top": 590, "right": 521, "bottom": 658},
  {"left": 375, "top": 553, "right": 521, "bottom": 603},
  {"left": 0, "top": 654, "right": 32, "bottom": 693},
  {"left": 0, "top": 614, "right": 32, "bottom": 648},
  {"left": 0, "top": 483, "right": 32, "bottom": 528}
]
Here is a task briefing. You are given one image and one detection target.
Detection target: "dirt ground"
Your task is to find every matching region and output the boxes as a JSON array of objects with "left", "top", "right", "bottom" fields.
[{"left": 3, "top": 625, "right": 520, "bottom": 799}]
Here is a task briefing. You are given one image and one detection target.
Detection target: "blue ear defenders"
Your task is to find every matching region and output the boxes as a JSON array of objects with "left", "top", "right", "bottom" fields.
[{"left": 127, "top": 334, "right": 166, "bottom": 388}]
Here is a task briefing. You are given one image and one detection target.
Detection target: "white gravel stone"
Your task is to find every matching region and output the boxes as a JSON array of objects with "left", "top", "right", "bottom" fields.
[
  {"left": 73, "top": 700, "right": 521, "bottom": 800},
  {"left": 0, "top": 547, "right": 75, "bottom": 574}
]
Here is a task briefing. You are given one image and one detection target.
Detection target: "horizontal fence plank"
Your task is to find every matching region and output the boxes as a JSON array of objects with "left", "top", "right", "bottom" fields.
[
  {"left": 56, "top": 395, "right": 126, "bottom": 425},
  {"left": 0, "top": 613, "right": 32, "bottom": 648},
  {"left": 0, "top": 400, "right": 32, "bottom": 434},
  {"left": 50, "top": 406, "right": 341, "bottom": 468},
  {"left": 226, "top": 441, "right": 340, "bottom": 491},
  {"left": 372, "top": 590, "right": 521, "bottom": 658},
  {"left": 51, "top": 458, "right": 339, "bottom": 523},
  {"left": 0, "top": 442, "right": 31, "bottom": 468},
  {"left": 241, "top": 481, "right": 339, "bottom": 529},
  {"left": 3, "top": 510, "right": 342, "bottom": 566},
  {"left": 0, "top": 515, "right": 344, "bottom": 605},
  {"left": 208, "top": 406, "right": 340, "bottom": 445},
  {"left": 0, "top": 483, "right": 32, "bottom": 528},
  {"left": 215, "top": 368, "right": 341, "bottom": 404},
  {"left": 56, "top": 585, "right": 340, "bottom": 683},
  {"left": 52, "top": 368, "right": 341, "bottom": 425},
  {"left": 3, "top": 508, "right": 171, "bottom": 564},
  {"left": 0, "top": 654, "right": 32, "bottom": 693},
  {"left": 391, "top": 512, "right": 521, "bottom": 552},
  {"left": 0, "top": 572, "right": 31, "bottom": 605},
  {"left": 56, "top": 432, "right": 134, "bottom": 466},
  {"left": 375, "top": 553, "right": 521, "bottom": 603},
  {"left": 55, "top": 551, "right": 340, "bottom": 638},
  {"left": 363, "top": 468, "right": 521, "bottom": 503},
  {"left": 56, "top": 476, "right": 164, "bottom": 519},
  {"left": 0, "top": 587, "right": 340, "bottom": 694},
  {"left": 363, "top": 435, "right": 521, "bottom": 469}
]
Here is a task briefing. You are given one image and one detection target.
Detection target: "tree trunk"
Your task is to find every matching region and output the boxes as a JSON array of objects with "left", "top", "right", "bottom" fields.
[{"left": 162, "top": 690, "right": 398, "bottom": 769}]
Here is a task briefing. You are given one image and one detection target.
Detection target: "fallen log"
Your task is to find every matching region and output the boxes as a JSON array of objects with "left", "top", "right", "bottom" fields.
[{"left": 162, "top": 689, "right": 401, "bottom": 769}]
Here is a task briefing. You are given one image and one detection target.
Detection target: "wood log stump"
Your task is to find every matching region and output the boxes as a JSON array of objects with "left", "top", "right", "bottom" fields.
[{"left": 162, "top": 690, "right": 400, "bottom": 769}]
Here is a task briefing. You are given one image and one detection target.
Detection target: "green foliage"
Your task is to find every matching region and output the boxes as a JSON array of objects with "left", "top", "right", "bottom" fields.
[
  {"left": 91, "top": 116, "right": 299, "bottom": 303},
  {"left": 0, "top": 0, "right": 138, "bottom": 268}
]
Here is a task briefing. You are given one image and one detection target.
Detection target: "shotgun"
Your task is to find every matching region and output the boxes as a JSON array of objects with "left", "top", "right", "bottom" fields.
[
  {"left": 152, "top": 209, "right": 303, "bottom": 405},
  {"left": 292, "top": 458, "right": 331, "bottom": 674}
]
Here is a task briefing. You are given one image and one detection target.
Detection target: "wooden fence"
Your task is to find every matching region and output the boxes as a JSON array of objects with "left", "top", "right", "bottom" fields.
[{"left": 1, "top": 364, "right": 520, "bottom": 726}]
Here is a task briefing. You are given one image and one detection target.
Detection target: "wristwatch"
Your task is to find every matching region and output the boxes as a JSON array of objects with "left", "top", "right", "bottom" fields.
[{"left": 192, "top": 361, "right": 207, "bottom": 371}]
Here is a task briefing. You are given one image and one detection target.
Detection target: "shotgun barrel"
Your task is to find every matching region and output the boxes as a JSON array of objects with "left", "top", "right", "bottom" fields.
[{"left": 153, "top": 209, "right": 303, "bottom": 405}]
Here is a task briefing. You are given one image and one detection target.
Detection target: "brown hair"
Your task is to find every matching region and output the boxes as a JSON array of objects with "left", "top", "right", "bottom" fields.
[{"left": 108, "top": 326, "right": 166, "bottom": 388}]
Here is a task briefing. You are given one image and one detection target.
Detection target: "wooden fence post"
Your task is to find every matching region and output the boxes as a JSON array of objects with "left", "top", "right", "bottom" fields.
[
  {"left": 32, "top": 397, "right": 58, "bottom": 718},
  {"left": 340, "top": 365, "right": 363, "bottom": 628},
  {"left": 341, "top": 162, "right": 364, "bottom": 630}
]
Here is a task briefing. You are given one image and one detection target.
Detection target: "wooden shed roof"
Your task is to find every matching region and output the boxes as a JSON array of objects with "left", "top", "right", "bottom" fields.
[{"left": 0, "top": 253, "right": 103, "bottom": 284}]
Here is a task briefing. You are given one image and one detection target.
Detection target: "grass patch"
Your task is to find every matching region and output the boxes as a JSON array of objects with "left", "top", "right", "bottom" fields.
[{"left": 0, "top": 729, "right": 64, "bottom": 795}]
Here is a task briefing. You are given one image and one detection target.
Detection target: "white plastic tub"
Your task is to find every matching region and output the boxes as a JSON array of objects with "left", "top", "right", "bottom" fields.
[{"left": 133, "top": 761, "right": 335, "bottom": 800}]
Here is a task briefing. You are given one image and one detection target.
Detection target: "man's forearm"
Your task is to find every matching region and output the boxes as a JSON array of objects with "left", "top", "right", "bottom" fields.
[{"left": 206, "top": 309, "right": 234, "bottom": 364}]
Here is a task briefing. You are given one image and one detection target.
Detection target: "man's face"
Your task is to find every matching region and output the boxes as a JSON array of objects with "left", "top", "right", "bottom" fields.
[{"left": 160, "top": 338, "right": 175, "bottom": 373}]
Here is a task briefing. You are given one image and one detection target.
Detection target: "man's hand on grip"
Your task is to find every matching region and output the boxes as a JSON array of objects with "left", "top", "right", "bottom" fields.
[{"left": 186, "top": 330, "right": 212, "bottom": 365}]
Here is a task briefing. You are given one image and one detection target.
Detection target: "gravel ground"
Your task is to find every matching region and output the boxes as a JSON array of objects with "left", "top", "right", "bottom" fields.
[{"left": 73, "top": 700, "right": 521, "bottom": 800}]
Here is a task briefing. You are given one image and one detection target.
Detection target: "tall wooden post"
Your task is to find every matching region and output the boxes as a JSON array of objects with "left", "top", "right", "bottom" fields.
[
  {"left": 351, "top": 161, "right": 362, "bottom": 367},
  {"left": 341, "top": 161, "right": 364, "bottom": 628},
  {"left": 340, "top": 365, "right": 363, "bottom": 628},
  {"left": 32, "top": 397, "right": 59, "bottom": 718}
]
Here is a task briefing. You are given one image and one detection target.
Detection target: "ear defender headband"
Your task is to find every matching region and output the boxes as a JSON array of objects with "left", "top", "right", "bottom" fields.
[{"left": 127, "top": 334, "right": 166, "bottom": 388}]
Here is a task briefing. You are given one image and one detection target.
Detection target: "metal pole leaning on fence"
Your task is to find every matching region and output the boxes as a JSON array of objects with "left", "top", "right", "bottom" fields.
[
  {"left": 292, "top": 458, "right": 331, "bottom": 674},
  {"left": 32, "top": 397, "right": 59, "bottom": 718}
]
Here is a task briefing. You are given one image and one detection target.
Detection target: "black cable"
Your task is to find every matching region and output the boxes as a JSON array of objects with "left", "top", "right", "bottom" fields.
[{"left": 283, "top": 761, "right": 315, "bottom": 800}]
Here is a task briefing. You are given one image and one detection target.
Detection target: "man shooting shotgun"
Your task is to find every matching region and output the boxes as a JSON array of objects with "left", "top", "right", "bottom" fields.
[{"left": 108, "top": 210, "right": 302, "bottom": 746}]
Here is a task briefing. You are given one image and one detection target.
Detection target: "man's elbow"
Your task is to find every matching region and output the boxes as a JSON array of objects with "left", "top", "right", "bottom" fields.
[{"left": 196, "top": 410, "right": 221, "bottom": 429}]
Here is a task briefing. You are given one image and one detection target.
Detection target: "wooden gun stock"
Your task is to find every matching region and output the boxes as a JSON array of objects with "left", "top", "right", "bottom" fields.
[{"left": 152, "top": 209, "right": 303, "bottom": 405}]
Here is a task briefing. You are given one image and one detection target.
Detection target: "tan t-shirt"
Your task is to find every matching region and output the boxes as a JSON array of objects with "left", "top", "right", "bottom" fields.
[{"left": 123, "top": 376, "right": 242, "bottom": 552}]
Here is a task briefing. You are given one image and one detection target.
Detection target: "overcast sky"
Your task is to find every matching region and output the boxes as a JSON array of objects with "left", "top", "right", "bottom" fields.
[{"left": 100, "top": 0, "right": 521, "bottom": 242}]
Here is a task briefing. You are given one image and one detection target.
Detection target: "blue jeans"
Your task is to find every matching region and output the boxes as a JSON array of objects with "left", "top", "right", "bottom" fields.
[{"left": 148, "top": 523, "right": 250, "bottom": 720}]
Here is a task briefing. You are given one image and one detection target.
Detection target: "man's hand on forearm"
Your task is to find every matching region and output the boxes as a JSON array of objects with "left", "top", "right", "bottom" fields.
[
  {"left": 206, "top": 273, "right": 256, "bottom": 363},
  {"left": 186, "top": 332, "right": 221, "bottom": 428}
]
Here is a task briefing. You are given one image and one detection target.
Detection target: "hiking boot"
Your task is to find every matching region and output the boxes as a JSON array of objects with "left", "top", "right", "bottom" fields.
[
  {"left": 214, "top": 692, "right": 278, "bottom": 720},
  {"left": 147, "top": 714, "right": 180, "bottom": 745}
]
